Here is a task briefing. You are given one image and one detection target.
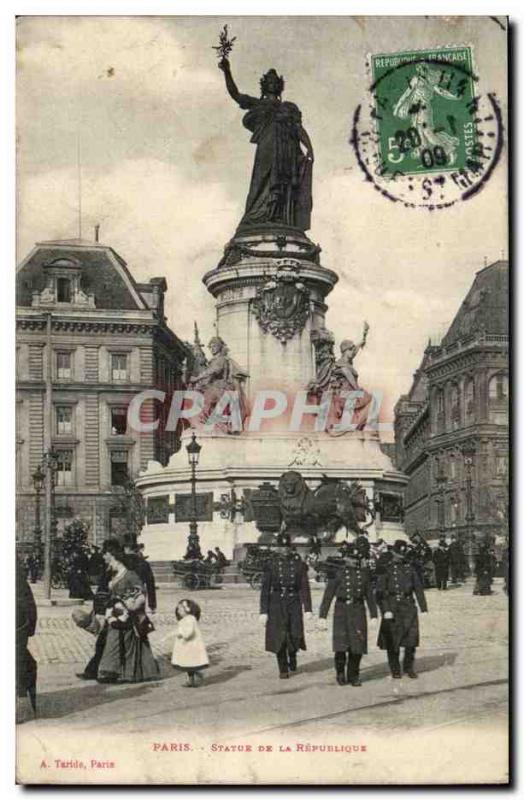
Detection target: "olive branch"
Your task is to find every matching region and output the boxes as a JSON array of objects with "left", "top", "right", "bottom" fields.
[{"left": 212, "top": 24, "right": 236, "bottom": 61}]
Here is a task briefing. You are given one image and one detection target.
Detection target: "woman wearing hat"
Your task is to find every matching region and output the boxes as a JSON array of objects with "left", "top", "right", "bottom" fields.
[
  {"left": 319, "top": 542, "right": 378, "bottom": 686},
  {"left": 96, "top": 540, "right": 159, "bottom": 684},
  {"left": 376, "top": 539, "right": 428, "bottom": 679},
  {"left": 259, "top": 532, "right": 312, "bottom": 679}
]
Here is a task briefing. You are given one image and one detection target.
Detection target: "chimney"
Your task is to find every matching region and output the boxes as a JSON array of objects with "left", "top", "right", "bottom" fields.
[{"left": 94, "top": 224, "right": 100, "bottom": 243}]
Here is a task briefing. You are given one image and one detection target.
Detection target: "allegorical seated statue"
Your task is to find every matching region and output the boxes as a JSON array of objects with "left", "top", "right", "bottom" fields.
[
  {"left": 188, "top": 335, "right": 249, "bottom": 432},
  {"left": 309, "top": 322, "right": 372, "bottom": 432},
  {"left": 218, "top": 55, "right": 314, "bottom": 232}
]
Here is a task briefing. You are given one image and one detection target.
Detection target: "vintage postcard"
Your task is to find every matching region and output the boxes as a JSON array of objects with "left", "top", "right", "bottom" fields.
[{"left": 15, "top": 15, "right": 509, "bottom": 785}]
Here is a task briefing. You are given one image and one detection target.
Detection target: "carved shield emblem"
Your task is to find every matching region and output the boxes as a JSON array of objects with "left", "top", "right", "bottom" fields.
[{"left": 253, "top": 266, "right": 310, "bottom": 343}]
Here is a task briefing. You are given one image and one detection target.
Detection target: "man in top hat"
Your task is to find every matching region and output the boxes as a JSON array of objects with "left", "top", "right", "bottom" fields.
[
  {"left": 376, "top": 539, "right": 428, "bottom": 679},
  {"left": 259, "top": 531, "right": 312, "bottom": 679},
  {"left": 432, "top": 536, "right": 451, "bottom": 591},
  {"left": 319, "top": 541, "right": 378, "bottom": 686}
]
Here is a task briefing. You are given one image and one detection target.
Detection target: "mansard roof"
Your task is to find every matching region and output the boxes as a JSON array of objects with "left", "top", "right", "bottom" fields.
[
  {"left": 16, "top": 240, "right": 148, "bottom": 311},
  {"left": 442, "top": 260, "right": 509, "bottom": 347}
]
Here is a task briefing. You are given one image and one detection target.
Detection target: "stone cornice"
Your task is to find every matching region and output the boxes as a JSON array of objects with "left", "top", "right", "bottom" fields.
[
  {"left": 17, "top": 317, "right": 156, "bottom": 335},
  {"left": 203, "top": 261, "right": 338, "bottom": 299}
]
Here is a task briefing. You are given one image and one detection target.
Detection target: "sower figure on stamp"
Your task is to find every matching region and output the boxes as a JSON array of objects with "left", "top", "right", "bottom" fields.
[
  {"left": 376, "top": 539, "right": 428, "bottom": 679},
  {"left": 318, "top": 541, "right": 378, "bottom": 686},
  {"left": 259, "top": 531, "right": 312, "bottom": 679}
]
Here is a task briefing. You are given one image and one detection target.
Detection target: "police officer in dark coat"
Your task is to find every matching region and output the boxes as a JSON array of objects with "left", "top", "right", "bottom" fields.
[
  {"left": 319, "top": 541, "right": 378, "bottom": 686},
  {"left": 376, "top": 539, "right": 428, "bottom": 679},
  {"left": 432, "top": 537, "right": 450, "bottom": 590},
  {"left": 259, "top": 531, "right": 312, "bottom": 679}
]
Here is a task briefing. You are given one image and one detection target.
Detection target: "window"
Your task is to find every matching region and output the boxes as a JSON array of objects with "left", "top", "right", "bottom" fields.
[
  {"left": 489, "top": 373, "right": 509, "bottom": 401},
  {"left": 56, "top": 405, "right": 73, "bottom": 435},
  {"left": 111, "top": 450, "right": 128, "bottom": 486},
  {"left": 450, "top": 383, "right": 460, "bottom": 429},
  {"left": 111, "top": 353, "right": 128, "bottom": 382},
  {"left": 449, "top": 456, "right": 456, "bottom": 479},
  {"left": 55, "top": 450, "right": 73, "bottom": 487},
  {"left": 465, "top": 379, "right": 475, "bottom": 421},
  {"left": 496, "top": 455, "right": 508, "bottom": 477},
  {"left": 56, "top": 351, "right": 72, "bottom": 380},
  {"left": 111, "top": 406, "right": 128, "bottom": 435},
  {"left": 56, "top": 277, "right": 72, "bottom": 303}
]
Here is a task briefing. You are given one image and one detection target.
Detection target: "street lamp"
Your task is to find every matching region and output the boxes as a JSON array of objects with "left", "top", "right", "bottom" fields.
[
  {"left": 185, "top": 433, "right": 202, "bottom": 558},
  {"left": 462, "top": 441, "right": 476, "bottom": 576},
  {"left": 32, "top": 464, "right": 45, "bottom": 573},
  {"left": 435, "top": 458, "right": 448, "bottom": 536},
  {"left": 43, "top": 448, "right": 60, "bottom": 598}
]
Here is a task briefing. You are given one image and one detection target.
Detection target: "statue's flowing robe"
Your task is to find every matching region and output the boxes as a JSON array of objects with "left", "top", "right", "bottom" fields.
[{"left": 237, "top": 94, "right": 312, "bottom": 231}]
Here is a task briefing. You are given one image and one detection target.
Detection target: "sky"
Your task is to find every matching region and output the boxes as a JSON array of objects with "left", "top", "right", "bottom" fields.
[{"left": 16, "top": 16, "right": 508, "bottom": 433}]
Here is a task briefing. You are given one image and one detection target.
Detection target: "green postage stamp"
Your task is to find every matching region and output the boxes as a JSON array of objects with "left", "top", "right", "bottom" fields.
[{"left": 370, "top": 46, "right": 477, "bottom": 176}]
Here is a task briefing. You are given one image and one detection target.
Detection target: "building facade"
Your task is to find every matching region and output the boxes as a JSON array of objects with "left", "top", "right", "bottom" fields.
[
  {"left": 16, "top": 238, "right": 189, "bottom": 545},
  {"left": 394, "top": 260, "right": 509, "bottom": 542}
]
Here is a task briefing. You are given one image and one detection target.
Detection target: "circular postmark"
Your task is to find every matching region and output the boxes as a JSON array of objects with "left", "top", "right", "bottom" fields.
[{"left": 350, "top": 47, "right": 504, "bottom": 210}]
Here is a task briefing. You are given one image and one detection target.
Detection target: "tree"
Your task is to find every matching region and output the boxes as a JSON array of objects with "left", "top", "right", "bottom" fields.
[
  {"left": 52, "top": 519, "right": 91, "bottom": 586},
  {"left": 109, "top": 477, "right": 146, "bottom": 546}
]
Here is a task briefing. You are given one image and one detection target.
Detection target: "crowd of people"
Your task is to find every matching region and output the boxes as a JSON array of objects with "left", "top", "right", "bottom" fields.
[{"left": 16, "top": 526, "right": 509, "bottom": 723}]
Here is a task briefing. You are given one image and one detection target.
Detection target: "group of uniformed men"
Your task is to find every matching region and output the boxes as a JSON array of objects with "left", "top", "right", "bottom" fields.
[{"left": 259, "top": 532, "right": 428, "bottom": 685}]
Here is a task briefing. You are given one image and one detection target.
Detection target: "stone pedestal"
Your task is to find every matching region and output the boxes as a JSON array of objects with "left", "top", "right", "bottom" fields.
[
  {"left": 137, "top": 222, "right": 408, "bottom": 561},
  {"left": 203, "top": 226, "right": 337, "bottom": 396}
]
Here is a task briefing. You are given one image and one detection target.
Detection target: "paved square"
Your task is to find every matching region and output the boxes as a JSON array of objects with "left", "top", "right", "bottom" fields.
[{"left": 23, "top": 579, "right": 508, "bottom": 738}]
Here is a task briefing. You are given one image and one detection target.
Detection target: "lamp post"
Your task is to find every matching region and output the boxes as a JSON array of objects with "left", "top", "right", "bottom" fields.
[
  {"left": 462, "top": 441, "right": 476, "bottom": 577},
  {"left": 43, "top": 448, "right": 59, "bottom": 599},
  {"left": 32, "top": 464, "right": 45, "bottom": 574},
  {"left": 186, "top": 433, "right": 202, "bottom": 557},
  {"left": 435, "top": 459, "right": 448, "bottom": 536}
]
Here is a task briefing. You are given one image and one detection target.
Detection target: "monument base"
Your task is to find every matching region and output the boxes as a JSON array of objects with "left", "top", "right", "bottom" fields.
[{"left": 136, "top": 430, "right": 407, "bottom": 562}]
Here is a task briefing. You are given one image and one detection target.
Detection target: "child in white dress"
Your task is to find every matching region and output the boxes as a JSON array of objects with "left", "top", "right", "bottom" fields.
[{"left": 171, "top": 599, "right": 209, "bottom": 687}]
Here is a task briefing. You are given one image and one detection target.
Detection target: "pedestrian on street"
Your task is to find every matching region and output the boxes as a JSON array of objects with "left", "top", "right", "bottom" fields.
[
  {"left": 88, "top": 545, "right": 105, "bottom": 585},
  {"left": 408, "top": 531, "right": 433, "bottom": 587},
  {"left": 432, "top": 537, "right": 450, "bottom": 590},
  {"left": 68, "top": 547, "right": 93, "bottom": 600},
  {"left": 171, "top": 599, "right": 209, "bottom": 687},
  {"left": 96, "top": 539, "right": 159, "bottom": 684},
  {"left": 214, "top": 547, "right": 228, "bottom": 567},
  {"left": 16, "top": 557, "right": 37, "bottom": 722},
  {"left": 376, "top": 539, "right": 428, "bottom": 679},
  {"left": 76, "top": 554, "right": 112, "bottom": 681},
  {"left": 449, "top": 534, "right": 465, "bottom": 584},
  {"left": 25, "top": 550, "right": 40, "bottom": 584},
  {"left": 318, "top": 541, "right": 378, "bottom": 686},
  {"left": 473, "top": 542, "right": 495, "bottom": 596},
  {"left": 123, "top": 541, "right": 157, "bottom": 614},
  {"left": 259, "top": 531, "right": 312, "bottom": 679}
]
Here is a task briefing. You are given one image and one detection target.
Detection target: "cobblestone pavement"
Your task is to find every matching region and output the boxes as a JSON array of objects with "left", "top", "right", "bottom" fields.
[{"left": 24, "top": 579, "right": 508, "bottom": 738}]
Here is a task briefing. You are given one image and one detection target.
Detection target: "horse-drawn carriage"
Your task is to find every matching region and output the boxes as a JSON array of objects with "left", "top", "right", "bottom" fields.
[
  {"left": 172, "top": 559, "right": 224, "bottom": 590},
  {"left": 238, "top": 545, "right": 274, "bottom": 589}
]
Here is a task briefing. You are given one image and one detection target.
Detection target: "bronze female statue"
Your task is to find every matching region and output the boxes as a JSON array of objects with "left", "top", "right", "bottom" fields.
[{"left": 219, "top": 57, "right": 314, "bottom": 232}]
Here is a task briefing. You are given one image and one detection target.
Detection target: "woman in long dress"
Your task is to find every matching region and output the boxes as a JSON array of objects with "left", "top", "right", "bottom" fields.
[
  {"left": 97, "top": 540, "right": 159, "bottom": 684},
  {"left": 219, "top": 57, "right": 314, "bottom": 231}
]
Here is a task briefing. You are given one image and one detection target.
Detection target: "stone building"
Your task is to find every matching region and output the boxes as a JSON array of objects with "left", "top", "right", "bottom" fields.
[
  {"left": 16, "top": 237, "right": 188, "bottom": 545},
  {"left": 394, "top": 259, "right": 509, "bottom": 541}
]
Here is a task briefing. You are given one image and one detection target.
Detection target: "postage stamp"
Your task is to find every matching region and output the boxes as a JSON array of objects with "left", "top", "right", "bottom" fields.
[
  {"left": 351, "top": 44, "right": 503, "bottom": 210},
  {"left": 370, "top": 46, "right": 477, "bottom": 176}
]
